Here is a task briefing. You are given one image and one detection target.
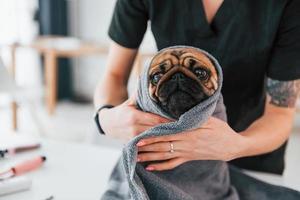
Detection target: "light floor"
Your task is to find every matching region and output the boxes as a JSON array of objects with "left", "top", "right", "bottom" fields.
[{"left": 0, "top": 101, "right": 300, "bottom": 190}]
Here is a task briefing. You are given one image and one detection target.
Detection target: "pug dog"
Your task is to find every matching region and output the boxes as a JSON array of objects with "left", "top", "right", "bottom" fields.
[{"left": 148, "top": 47, "right": 219, "bottom": 118}]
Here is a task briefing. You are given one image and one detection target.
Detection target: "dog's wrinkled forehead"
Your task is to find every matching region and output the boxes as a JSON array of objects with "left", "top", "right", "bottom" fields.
[{"left": 149, "top": 48, "right": 216, "bottom": 74}]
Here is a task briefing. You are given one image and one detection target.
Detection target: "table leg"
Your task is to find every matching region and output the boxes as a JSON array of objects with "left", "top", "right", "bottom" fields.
[
  {"left": 45, "top": 51, "right": 57, "bottom": 115},
  {"left": 11, "top": 102, "right": 18, "bottom": 130},
  {"left": 10, "top": 43, "right": 18, "bottom": 130}
]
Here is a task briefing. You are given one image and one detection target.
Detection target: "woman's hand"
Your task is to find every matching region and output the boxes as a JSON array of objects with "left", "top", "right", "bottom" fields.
[
  {"left": 137, "top": 117, "right": 248, "bottom": 171},
  {"left": 99, "top": 97, "right": 171, "bottom": 142}
]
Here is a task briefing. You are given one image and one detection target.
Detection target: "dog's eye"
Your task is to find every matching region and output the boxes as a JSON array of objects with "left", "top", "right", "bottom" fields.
[
  {"left": 151, "top": 73, "right": 163, "bottom": 85},
  {"left": 194, "top": 68, "right": 209, "bottom": 80}
]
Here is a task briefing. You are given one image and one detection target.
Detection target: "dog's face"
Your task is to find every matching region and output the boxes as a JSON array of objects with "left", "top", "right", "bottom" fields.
[{"left": 148, "top": 47, "right": 218, "bottom": 119}]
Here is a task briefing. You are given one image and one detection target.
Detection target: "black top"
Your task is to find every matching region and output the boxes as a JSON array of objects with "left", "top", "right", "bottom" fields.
[{"left": 108, "top": 0, "right": 300, "bottom": 174}]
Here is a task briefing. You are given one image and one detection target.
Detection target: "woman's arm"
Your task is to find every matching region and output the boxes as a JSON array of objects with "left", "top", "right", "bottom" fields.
[
  {"left": 94, "top": 41, "right": 138, "bottom": 107},
  {"left": 94, "top": 41, "right": 170, "bottom": 141},
  {"left": 238, "top": 78, "right": 300, "bottom": 157}
]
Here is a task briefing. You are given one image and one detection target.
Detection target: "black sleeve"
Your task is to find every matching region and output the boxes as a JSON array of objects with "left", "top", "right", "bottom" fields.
[
  {"left": 108, "top": 0, "right": 148, "bottom": 49},
  {"left": 267, "top": 0, "right": 300, "bottom": 81}
]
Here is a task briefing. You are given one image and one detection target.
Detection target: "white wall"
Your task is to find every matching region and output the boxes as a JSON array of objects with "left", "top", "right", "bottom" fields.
[
  {"left": 68, "top": 0, "right": 156, "bottom": 100},
  {"left": 0, "top": 0, "right": 41, "bottom": 88}
]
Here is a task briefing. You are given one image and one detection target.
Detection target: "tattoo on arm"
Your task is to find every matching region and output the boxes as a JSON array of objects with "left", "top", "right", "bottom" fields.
[{"left": 267, "top": 78, "right": 300, "bottom": 108}]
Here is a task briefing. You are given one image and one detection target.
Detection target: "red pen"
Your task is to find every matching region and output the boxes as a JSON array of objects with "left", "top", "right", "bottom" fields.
[{"left": 0, "top": 156, "right": 46, "bottom": 180}]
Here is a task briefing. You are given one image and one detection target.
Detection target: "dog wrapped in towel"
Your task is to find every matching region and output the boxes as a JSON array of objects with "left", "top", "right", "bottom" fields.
[
  {"left": 102, "top": 46, "right": 238, "bottom": 200},
  {"left": 101, "top": 46, "right": 300, "bottom": 200}
]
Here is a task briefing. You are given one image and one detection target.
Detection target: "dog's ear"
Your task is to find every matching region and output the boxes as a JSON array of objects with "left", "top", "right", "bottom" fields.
[
  {"left": 207, "top": 56, "right": 219, "bottom": 92},
  {"left": 207, "top": 56, "right": 218, "bottom": 76}
]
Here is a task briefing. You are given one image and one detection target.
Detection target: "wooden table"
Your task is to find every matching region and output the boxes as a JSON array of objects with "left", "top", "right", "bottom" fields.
[
  {"left": 22, "top": 37, "right": 108, "bottom": 115},
  {"left": 8, "top": 37, "right": 156, "bottom": 116}
]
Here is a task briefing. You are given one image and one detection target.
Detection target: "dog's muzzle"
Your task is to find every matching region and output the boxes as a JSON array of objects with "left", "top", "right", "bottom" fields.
[{"left": 155, "top": 66, "right": 201, "bottom": 98}]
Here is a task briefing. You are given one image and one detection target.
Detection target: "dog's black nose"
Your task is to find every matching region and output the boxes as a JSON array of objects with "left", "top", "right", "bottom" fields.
[{"left": 171, "top": 72, "right": 185, "bottom": 81}]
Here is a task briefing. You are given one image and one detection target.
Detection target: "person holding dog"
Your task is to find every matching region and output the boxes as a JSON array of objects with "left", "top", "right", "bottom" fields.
[{"left": 94, "top": 0, "right": 300, "bottom": 175}]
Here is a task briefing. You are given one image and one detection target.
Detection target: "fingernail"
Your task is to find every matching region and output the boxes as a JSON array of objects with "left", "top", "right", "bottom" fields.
[
  {"left": 137, "top": 141, "right": 145, "bottom": 146},
  {"left": 146, "top": 166, "right": 154, "bottom": 171}
]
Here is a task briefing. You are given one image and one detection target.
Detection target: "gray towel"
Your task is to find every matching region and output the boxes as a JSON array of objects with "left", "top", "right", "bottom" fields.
[
  {"left": 229, "top": 166, "right": 300, "bottom": 200},
  {"left": 102, "top": 46, "right": 238, "bottom": 200}
]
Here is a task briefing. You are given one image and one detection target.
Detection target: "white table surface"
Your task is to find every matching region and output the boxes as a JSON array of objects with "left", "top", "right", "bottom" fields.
[
  {"left": 1, "top": 137, "right": 297, "bottom": 200},
  {"left": 0, "top": 139, "right": 121, "bottom": 200}
]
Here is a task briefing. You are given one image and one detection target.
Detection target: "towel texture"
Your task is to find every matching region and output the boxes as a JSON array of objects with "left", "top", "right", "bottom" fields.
[
  {"left": 228, "top": 166, "right": 300, "bottom": 200},
  {"left": 102, "top": 46, "right": 238, "bottom": 200}
]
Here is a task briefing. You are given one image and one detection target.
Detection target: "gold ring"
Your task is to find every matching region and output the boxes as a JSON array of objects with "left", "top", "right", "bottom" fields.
[{"left": 169, "top": 141, "right": 174, "bottom": 153}]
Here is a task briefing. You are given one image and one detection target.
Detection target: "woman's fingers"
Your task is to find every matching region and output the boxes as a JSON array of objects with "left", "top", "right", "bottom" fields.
[
  {"left": 125, "top": 92, "right": 137, "bottom": 106},
  {"left": 137, "top": 151, "right": 179, "bottom": 162},
  {"left": 125, "top": 104, "right": 170, "bottom": 128},
  {"left": 138, "top": 141, "right": 185, "bottom": 152},
  {"left": 137, "top": 134, "right": 184, "bottom": 146},
  {"left": 136, "top": 111, "right": 171, "bottom": 126},
  {"left": 131, "top": 125, "right": 158, "bottom": 136},
  {"left": 138, "top": 142, "right": 170, "bottom": 152},
  {"left": 146, "top": 158, "right": 187, "bottom": 171}
]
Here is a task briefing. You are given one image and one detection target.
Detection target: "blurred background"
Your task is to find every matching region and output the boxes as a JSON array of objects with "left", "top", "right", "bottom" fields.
[
  {"left": 0, "top": 0, "right": 300, "bottom": 196},
  {"left": 0, "top": 0, "right": 157, "bottom": 141}
]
